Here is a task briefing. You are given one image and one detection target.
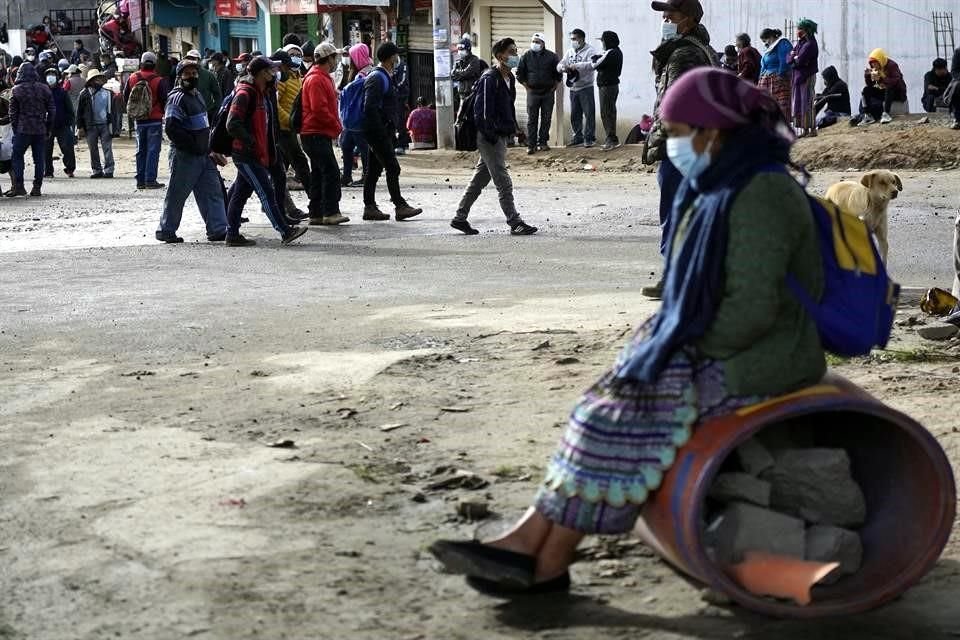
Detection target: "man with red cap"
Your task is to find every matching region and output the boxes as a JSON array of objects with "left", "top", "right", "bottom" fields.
[{"left": 643, "top": 0, "right": 716, "bottom": 299}]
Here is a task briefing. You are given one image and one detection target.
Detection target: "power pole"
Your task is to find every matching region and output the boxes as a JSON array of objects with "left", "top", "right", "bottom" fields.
[{"left": 432, "top": 0, "right": 454, "bottom": 149}]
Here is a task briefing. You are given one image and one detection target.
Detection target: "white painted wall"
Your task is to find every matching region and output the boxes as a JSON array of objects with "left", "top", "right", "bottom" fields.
[{"left": 559, "top": 0, "right": 954, "bottom": 136}]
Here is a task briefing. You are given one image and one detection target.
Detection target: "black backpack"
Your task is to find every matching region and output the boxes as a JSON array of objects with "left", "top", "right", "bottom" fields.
[
  {"left": 455, "top": 71, "right": 492, "bottom": 152},
  {"left": 209, "top": 90, "right": 236, "bottom": 155}
]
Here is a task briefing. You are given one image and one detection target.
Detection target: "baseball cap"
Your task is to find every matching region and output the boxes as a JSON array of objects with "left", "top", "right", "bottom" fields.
[
  {"left": 140, "top": 51, "right": 157, "bottom": 64},
  {"left": 186, "top": 49, "right": 201, "bottom": 59},
  {"left": 313, "top": 42, "right": 338, "bottom": 59},
  {"left": 651, "top": 0, "right": 704, "bottom": 21},
  {"left": 270, "top": 49, "right": 292, "bottom": 67},
  {"left": 247, "top": 55, "right": 281, "bottom": 76},
  {"left": 232, "top": 52, "right": 252, "bottom": 64},
  {"left": 531, "top": 32, "right": 545, "bottom": 42}
]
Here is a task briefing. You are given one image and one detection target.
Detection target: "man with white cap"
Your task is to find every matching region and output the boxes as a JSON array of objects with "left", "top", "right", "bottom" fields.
[
  {"left": 184, "top": 48, "right": 222, "bottom": 123},
  {"left": 517, "top": 32, "right": 561, "bottom": 154},
  {"left": 124, "top": 51, "right": 170, "bottom": 189},
  {"left": 76, "top": 68, "right": 115, "bottom": 179}
]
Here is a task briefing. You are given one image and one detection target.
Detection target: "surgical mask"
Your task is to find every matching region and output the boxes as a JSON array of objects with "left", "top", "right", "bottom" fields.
[
  {"left": 661, "top": 21, "right": 679, "bottom": 41},
  {"left": 667, "top": 133, "right": 712, "bottom": 179},
  {"left": 531, "top": 43, "right": 543, "bottom": 53},
  {"left": 235, "top": 63, "right": 244, "bottom": 73},
  {"left": 506, "top": 55, "right": 520, "bottom": 69},
  {"left": 291, "top": 56, "right": 303, "bottom": 67},
  {"left": 571, "top": 39, "right": 583, "bottom": 50},
  {"left": 46, "top": 76, "right": 57, "bottom": 86},
  {"left": 26, "top": 54, "right": 36, "bottom": 62}
]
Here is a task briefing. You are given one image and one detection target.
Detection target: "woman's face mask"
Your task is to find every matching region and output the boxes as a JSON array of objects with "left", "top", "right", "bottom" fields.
[
  {"left": 291, "top": 56, "right": 303, "bottom": 67},
  {"left": 666, "top": 130, "right": 714, "bottom": 179}
]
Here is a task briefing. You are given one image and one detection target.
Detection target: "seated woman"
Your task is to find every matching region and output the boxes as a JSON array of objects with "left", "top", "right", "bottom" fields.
[
  {"left": 858, "top": 48, "right": 907, "bottom": 126},
  {"left": 429, "top": 68, "right": 827, "bottom": 596},
  {"left": 406, "top": 97, "right": 437, "bottom": 150}
]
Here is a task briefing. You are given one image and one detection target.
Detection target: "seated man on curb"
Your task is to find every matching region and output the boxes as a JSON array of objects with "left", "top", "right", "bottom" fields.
[{"left": 922, "top": 58, "right": 951, "bottom": 113}]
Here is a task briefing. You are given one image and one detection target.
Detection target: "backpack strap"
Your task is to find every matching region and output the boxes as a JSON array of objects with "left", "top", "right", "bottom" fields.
[{"left": 373, "top": 67, "right": 391, "bottom": 93}]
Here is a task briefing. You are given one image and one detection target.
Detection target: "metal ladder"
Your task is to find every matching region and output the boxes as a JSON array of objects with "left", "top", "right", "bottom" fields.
[{"left": 933, "top": 11, "right": 955, "bottom": 62}]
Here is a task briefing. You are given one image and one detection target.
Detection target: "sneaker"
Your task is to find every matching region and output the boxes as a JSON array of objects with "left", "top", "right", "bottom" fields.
[
  {"left": 451, "top": 219, "right": 480, "bottom": 235},
  {"left": 395, "top": 147, "right": 406, "bottom": 155},
  {"left": 66, "top": 171, "right": 74, "bottom": 178},
  {"left": 395, "top": 204, "right": 423, "bottom": 221},
  {"left": 29, "top": 186, "right": 41, "bottom": 197},
  {"left": 284, "top": 215, "right": 302, "bottom": 227},
  {"left": 858, "top": 115, "right": 876, "bottom": 127},
  {"left": 565, "top": 140, "right": 584, "bottom": 148},
  {"left": 349, "top": 179, "right": 365, "bottom": 188},
  {"left": 880, "top": 112, "right": 893, "bottom": 124},
  {"left": 601, "top": 142, "right": 620, "bottom": 151},
  {"left": 641, "top": 279, "right": 664, "bottom": 299},
  {"left": 136, "top": 183, "right": 145, "bottom": 189},
  {"left": 207, "top": 233, "right": 226, "bottom": 242},
  {"left": 90, "top": 172, "right": 105, "bottom": 179},
  {"left": 310, "top": 214, "right": 350, "bottom": 225},
  {"left": 144, "top": 181, "right": 165, "bottom": 189},
  {"left": 240, "top": 217, "right": 250, "bottom": 223},
  {"left": 527, "top": 147, "right": 536, "bottom": 155},
  {"left": 4, "top": 185, "right": 27, "bottom": 197},
  {"left": 281, "top": 226, "right": 309, "bottom": 245},
  {"left": 103, "top": 173, "right": 114, "bottom": 179},
  {"left": 952, "top": 121, "right": 960, "bottom": 130},
  {"left": 538, "top": 144, "right": 551, "bottom": 152},
  {"left": 340, "top": 175, "right": 352, "bottom": 187},
  {"left": 286, "top": 178, "right": 305, "bottom": 191},
  {"left": 583, "top": 141, "right": 595, "bottom": 148},
  {"left": 155, "top": 231, "right": 184, "bottom": 243},
  {"left": 509, "top": 221, "right": 538, "bottom": 236},
  {"left": 226, "top": 234, "right": 257, "bottom": 247},
  {"left": 363, "top": 205, "right": 390, "bottom": 221}
]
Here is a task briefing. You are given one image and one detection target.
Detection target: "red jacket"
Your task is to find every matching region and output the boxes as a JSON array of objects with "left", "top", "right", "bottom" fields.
[
  {"left": 124, "top": 69, "right": 168, "bottom": 122},
  {"left": 300, "top": 65, "right": 342, "bottom": 139}
]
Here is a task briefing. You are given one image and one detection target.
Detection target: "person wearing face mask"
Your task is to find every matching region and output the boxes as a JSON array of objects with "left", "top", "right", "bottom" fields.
[
  {"left": 359, "top": 42, "right": 422, "bottom": 222},
  {"left": 451, "top": 38, "right": 487, "bottom": 115},
  {"left": 224, "top": 55, "right": 309, "bottom": 247},
  {"left": 643, "top": 0, "right": 716, "bottom": 299},
  {"left": 124, "top": 52, "right": 170, "bottom": 189},
  {"left": 557, "top": 28, "right": 598, "bottom": 148},
  {"left": 6, "top": 62, "right": 55, "bottom": 197},
  {"left": 43, "top": 68, "right": 75, "bottom": 179},
  {"left": 76, "top": 69, "right": 115, "bottom": 178},
  {"left": 451, "top": 38, "right": 537, "bottom": 237},
  {"left": 233, "top": 53, "right": 252, "bottom": 79},
  {"left": 155, "top": 60, "right": 229, "bottom": 244},
  {"left": 301, "top": 42, "right": 347, "bottom": 226},
  {"left": 757, "top": 28, "right": 793, "bottom": 121},
  {"left": 428, "top": 68, "right": 825, "bottom": 598},
  {"left": 275, "top": 46, "right": 311, "bottom": 202},
  {"left": 516, "top": 33, "right": 561, "bottom": 155},
  {"left": 592, "top": 30, "right": 624, "bottom": 151},
  {"left": 735, "top": 33, "right": 761, "bottom": 84},
  {"left": 184, "top": 49, "right": 222, "bottom": 125},
  {"left": 210, "top": 53, "right": 233, "bottom": 97}
]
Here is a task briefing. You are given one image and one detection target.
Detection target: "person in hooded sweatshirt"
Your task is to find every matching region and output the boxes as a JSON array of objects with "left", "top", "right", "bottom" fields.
[
  {"left": 6, "top": 62, "right": 55, "bottom": 197},
  {"left": 43, "top": 66, "right": 75, "bottom": 178},
  {"left": 814, "top": 65, "right": 850, "bottom": 129},
  {"left": 592, "top": 30, "right": 623, "bottom": 150},
  {"left": 557, "top": 29, "right": 598, "bottom": 148}
]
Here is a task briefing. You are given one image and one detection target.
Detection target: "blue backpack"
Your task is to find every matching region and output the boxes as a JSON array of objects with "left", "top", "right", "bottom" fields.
[
  {"left": 340, "top": 68, "right": 390, "bottom": 131},
  {"left": 788, "top": 194, "right": 900, "bottom": 357}
]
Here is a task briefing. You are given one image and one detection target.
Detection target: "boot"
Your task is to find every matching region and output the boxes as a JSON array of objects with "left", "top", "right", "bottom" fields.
[
  {"left": 4, "top": 183, "right": 27, "bottom": 198},
  {"left": 30, "top": 183, "right": 42, "bottom": 197},
  {"left": 363, "top": 205, "right": 390, "bottom": 221},
  {"left": 395, "top": 203, "right": 423, "bottom": 221}
]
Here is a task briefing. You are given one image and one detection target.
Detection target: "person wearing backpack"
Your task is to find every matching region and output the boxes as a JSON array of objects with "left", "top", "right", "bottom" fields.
[
  {"left": 271, "top": 47, "right": 310, "bottom": 218},
  {"left": 124, "top": 51, "right": 169, "bottom": 189},
  {"left": 360, "top": 42, "right": 422, "bottom": 222},
  {"left": 451, "top": 38, "right": 537, "bottom": 237},
  {"left": 339, "top": 43, "right": 374, "bottom": 187},
  {"left": 155, "top": 60, "right": 228, "bottom": 244},
  {"left": 428, "top": 68, "right": 828, "bottom": 598},
  {"left": 300, "top": 42, "right": 345, "bottom": 226},
  {"left": 223, "top": 55, "right": 308, "bottom": 247}
]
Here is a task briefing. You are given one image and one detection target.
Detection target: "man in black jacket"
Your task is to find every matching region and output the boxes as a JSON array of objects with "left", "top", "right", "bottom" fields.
[
  {"left": 922, "top": 58, "right": 951, "bottom": 113},
  {"left": 451, "top": 38, "right": 487, "bottom": 113},
  {"left": 592, "top": 30, "right": 623, "bottom": 150},
  {"left": 517, "top": 32, "right": 561, "bottom": 154},
  {"left": 451, "top": 38, "right": 537, "bottom": 237},
  {"left": 361, "top": 42, "right": 422, "bottom": 222},
  {"left": 155, "top": 61, "right": 228, "bottom": 243}
]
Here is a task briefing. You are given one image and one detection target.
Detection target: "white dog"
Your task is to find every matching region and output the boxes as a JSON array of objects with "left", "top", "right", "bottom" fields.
[{"left": 824, "top": 170, "right": 902, "bottom": 263}]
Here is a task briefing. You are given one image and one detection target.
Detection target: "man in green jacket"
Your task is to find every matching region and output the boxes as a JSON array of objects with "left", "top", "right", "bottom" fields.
[{"left": 185, "top": 49, "right": 222, "bottom": 123}]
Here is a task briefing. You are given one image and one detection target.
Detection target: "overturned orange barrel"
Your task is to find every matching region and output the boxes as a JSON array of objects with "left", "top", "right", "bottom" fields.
[{"left": 634, "top": 376, "right": 956, "bottom": 618}]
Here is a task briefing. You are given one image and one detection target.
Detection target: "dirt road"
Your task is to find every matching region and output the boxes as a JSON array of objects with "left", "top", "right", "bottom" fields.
[{"left": 1, "top": 142, "right": 959, "bottom": 639}]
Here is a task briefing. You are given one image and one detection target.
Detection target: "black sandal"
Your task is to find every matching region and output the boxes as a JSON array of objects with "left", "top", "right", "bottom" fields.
[
  {"left": 428, "top": 540, "right": 536, "bottom": 586},
  {"left": 465, "top": 571, "right": 571, "bottom": 598}
]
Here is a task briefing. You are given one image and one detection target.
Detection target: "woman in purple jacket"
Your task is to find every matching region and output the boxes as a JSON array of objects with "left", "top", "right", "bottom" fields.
[{"left": 787, "top": 18, "right": 819, "bottom": 137}]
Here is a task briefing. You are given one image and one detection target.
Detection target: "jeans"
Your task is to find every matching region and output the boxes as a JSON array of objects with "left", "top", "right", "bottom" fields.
[
  {"left": 45, "top": 127, "right": 76, "bottom": 175},
  {"left": 226, "top": 161, "right": 290, "bottom": 237},
  {"left": 85, "top": 124, "right": 114, "bottom": 175},
  {"left": 135, "top": 121, "right": 163, "bottom": 185},
  {"left": 301, "top": 134, "right": 342, "bottom": 217},
  {"left": 922, "top": 90, "right": 943, "bottom": 113},
  {"left": 599, "top": 85, "right": 619, "bottom": 145},
  {"left": 657, "top": 155, "right": 683, "bottom": 256},
  {"left": 11, "top": 133, "right": 46, "bottom": 187},
  {"left": 277, "top": 129, "right": 311, "bottom": 191},
  {"left": 158, "top": 148, "right": 228, "bottom": 237},
  {"left": 340, "top": 129, "right": 368, "bottom": 183},
  {"left": 455, "top": 133, "right": 520, "bottom": 225},
  {"left": 363, "top": 129, "right": 405, "bottom": 207},
  {"left": 526, "top": 90, "right": 555, "bottom": 149},
  {"left": 569, "top": 87, "right": 596, "bottom": 145}
]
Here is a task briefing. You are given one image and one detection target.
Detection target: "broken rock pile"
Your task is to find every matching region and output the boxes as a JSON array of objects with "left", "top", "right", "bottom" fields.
[{"left": 705, "top": 434, "right": 866, "bottom": 587}]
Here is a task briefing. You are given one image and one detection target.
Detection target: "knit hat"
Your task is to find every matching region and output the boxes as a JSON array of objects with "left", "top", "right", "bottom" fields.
[
  {"left": 660, "top": 67, "right": 783, "bottom": 130},
  {"left": 176, "top": 59, "right": 199, "bottom": 76},
  {"left": 348, "top": 43, "right": 372, "bottom": 69},
  {"left": 282, "top": 43, "right": 303, "bottom": 56},
  {"left": 247, "top": 55, "right": 281, "bottom": 76},
  {"left": 376, "top": 42, "right": 400, "bottom": 63},
  {"left": 301, "top": 41, "right": 315, "bottom": 58}
]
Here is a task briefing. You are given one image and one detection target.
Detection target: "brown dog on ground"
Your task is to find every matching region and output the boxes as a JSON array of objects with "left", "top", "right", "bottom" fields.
[{"left": 824, "top": 170, "right": 903, "bottom": 263}]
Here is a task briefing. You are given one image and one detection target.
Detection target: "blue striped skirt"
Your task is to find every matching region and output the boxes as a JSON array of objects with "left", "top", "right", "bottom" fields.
[{"left": 534, "top": 330, "right": 763, "bottom": 534}]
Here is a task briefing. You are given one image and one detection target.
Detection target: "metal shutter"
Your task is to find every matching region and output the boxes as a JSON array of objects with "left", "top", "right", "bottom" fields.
[
  {"left": 490, "top": 5, "right": 544, "bottom": 133},
  {"left": 408, "top": 7, "right": 433, "bottom": 51}
]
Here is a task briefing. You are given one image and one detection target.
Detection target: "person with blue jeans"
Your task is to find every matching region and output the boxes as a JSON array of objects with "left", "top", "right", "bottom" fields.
[
  {"left": 557, "top": 29, "right": 597, "bottom": 148},
  {"left": 156, "top": 60, "right": 228, "bottom": 243},
  {"left": 224, "top": 56, "right": 308, "bottom": 247},
  {"left": 43, "top": 68, "right": 76, "bottom": 178},
  {"left": 124, "top": 51, "right": 169, "bottom": 189},
  {"left": 6, "top": 62, "right": 54, "bottom": 198}
]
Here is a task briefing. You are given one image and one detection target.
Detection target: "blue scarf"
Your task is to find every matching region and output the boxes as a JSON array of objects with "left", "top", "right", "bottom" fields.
[{"left": 617, "top": 126, "right": 793, "bottom": 383}]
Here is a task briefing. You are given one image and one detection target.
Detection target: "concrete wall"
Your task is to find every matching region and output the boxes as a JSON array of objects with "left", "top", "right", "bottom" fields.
[{"left": 559, "top": 0, "right": 955, "bottom": 139}]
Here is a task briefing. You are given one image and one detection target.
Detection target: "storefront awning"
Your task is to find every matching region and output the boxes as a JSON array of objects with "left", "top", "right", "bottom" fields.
[{"left": 317, "top": 0, "right": 391, "bottom": 7}]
